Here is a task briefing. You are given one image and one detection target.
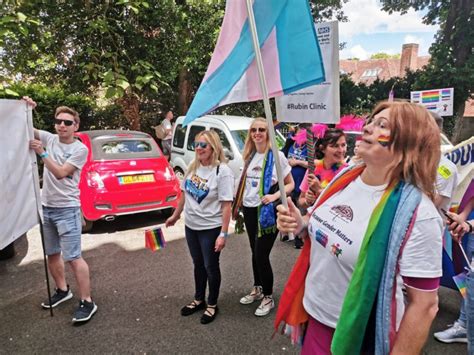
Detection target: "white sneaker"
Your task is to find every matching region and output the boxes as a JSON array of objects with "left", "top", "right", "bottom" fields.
[
  {"left": 239, "top": 286, "right": 263, "bottom": 305},
  {"left": 254, "top": 296, "right": 274, "bottom": 317},
  {"left": 433, "top": 321, "right": 467, "bottom": 343}
]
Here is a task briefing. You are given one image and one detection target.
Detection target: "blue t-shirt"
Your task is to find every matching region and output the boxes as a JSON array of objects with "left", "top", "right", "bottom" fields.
[{"left": 287, "top": 142, "right": 307, "bottom": 194}]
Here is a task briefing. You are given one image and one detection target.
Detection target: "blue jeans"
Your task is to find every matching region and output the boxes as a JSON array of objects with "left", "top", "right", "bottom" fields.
[
  {"left": 42, "top": 206, "right": 82, "bottom": 261},
  {"left": 459, "top": 233, "right": 474, "bottom": 326},
  {"left": 185, "top": 226, "right": 221, "bottom": 305}
]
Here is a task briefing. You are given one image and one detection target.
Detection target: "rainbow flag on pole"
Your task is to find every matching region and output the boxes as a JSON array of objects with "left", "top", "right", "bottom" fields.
[
  {"left": 145, "top": 227, "right": 166, "bottom": 252},
  {"left": 183, "top": 0, "right": 325, "bottom": 126},
  {"left": 453, "top": 272, "right": 468, "bottom": 298}
]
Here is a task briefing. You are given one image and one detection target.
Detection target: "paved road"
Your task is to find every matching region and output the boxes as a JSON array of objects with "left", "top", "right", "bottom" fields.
[{"left": 0, "top": 212, "right": 468, "bottom": 354}]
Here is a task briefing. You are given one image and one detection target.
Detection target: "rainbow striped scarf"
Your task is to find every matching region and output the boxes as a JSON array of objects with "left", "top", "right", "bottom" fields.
[{"left": 274, "top": 165, "right": 421, "bottom": 354}]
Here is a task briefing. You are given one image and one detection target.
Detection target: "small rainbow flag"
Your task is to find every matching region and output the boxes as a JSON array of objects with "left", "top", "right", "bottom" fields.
[
  {"left": 422, "top": 90, "right": 440, "bottom": 103},
  {"left": 377, "top": 135, "right": 390, "bottom": 147},
  {"left": 145, "top": 227, "right": 166, "bottom": 252},
  {"left": 453, "top": 272, "right": 467, "bottom": 298}
]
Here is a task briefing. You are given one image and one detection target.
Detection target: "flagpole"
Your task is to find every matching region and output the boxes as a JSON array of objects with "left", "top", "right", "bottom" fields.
[{"left": 245, "top": 0, "right": 290, "bottom": 212}]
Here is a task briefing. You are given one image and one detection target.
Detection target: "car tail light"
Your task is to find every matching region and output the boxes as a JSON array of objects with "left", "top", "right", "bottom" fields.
[
  {"left": 164, "top": 167, "right": 174, "bottom": 181},
  {"left": 87, "top": 171, "right": 105, "bottom": 189}
]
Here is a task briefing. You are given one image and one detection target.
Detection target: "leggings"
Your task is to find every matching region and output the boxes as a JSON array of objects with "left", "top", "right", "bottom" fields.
[{"left": 243, "top": 206, "right": 278, "bottom": 296}]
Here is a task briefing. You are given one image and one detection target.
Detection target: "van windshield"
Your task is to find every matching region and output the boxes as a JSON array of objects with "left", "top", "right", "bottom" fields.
[{"left": 231, "top": 130, "right": 248, "bottom": 152}]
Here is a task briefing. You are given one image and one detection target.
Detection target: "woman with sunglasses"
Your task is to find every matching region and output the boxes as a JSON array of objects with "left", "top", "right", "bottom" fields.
[
  {"left": 276, "top": 102, "right": 443, "bottom": 354},
  {"left": 298, "top": 128, "right": 348, "bottom": 210},
  {"left": 233, "top": 118, "right": 294, "bottom": 317},
  {"left": 165, "top": 130, "right": 234, "bottom": 324}
]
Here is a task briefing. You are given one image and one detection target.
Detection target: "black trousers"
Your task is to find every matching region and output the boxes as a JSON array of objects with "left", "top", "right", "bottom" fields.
[{"left": 243, "top": 206, "right": 278, "bottom": 296}]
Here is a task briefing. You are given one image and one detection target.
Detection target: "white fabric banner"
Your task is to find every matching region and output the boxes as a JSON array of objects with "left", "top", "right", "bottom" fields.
[
  {"left": 275, "top": 21, "right": 340, "bottom": 123},
  {"left": 0, "top": 99, "right": 39, "bottom": 249},
  {"left": 445, "top": 136, "right": 474, "bottom": 205}
]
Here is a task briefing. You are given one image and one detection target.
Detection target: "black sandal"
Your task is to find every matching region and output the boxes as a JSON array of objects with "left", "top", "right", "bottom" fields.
[
  {"left": 181, "top": 300, "right": 206, "bottom": 316},
  {"left": 200, "top": 305, "right": 219, "bottom": 324}
]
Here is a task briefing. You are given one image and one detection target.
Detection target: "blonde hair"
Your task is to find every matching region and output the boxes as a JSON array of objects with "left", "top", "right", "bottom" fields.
[
  {"left": 185, "top": 130, "right": 227, "bottom": 177},
  {"left": 242, "top": 117, "right": 270, "bottom": 161},
  {"left": 55, "top": 106, "right": 80, "bottom": 124},
  {"left": 370, "top": 101, "right": 440, "bottom": 199}
]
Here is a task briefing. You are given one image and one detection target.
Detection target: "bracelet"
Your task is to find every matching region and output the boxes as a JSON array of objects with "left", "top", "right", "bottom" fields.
[
  {"left": 467, "top": 221, "right": 473, "bottom": 234},
  {"left": 40, "top": 152, "right": 49, "bottom": 159},
  {"left": 219, "top": 232, "right": 229, "bottom": 238}
]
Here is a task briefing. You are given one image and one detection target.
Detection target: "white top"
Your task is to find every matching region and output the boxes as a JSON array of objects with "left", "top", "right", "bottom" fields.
[
  {"left": 181, "top": 163, "right": 234, "bottom": 230},
  {"left": 39, "top": 130, "right": 88, "bottom": 207},
  {"left": 303, "top": 176, "right": 443, "bottom": 329},
  {"left": 161, "top": 118, "right": 173, "bottom": 140},
  {"left": 436, "top": 155, "right": 458, "bottom": 215},
  {"left": 242, "top": 151, "right": 291, "bottom": 207}
]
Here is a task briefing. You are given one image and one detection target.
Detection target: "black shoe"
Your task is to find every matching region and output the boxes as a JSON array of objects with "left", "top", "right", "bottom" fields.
[
  {"left": 181, "top": 300, "right": 206, "bottom": 316},
  {"left": 201, "top": 305, "right": 218, "bottom": 324},
  {"left": 72, "top": 299, "right": 98, "bottom": 323},
  {"left": 41, "top": 285, "right": 73, "bottom": 309},
  {"left": 294, "top": 237, "right": 304, "bottom": 249}
]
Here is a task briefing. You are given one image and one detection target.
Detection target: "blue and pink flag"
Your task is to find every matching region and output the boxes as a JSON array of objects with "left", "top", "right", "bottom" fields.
[{"left": 183, "top": 0, "right": 325, "bottom": 126}]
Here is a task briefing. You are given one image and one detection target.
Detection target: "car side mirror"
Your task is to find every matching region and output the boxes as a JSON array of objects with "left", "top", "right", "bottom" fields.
[{"left": 223, "top": 148, "right": 234, "bottom": 160}]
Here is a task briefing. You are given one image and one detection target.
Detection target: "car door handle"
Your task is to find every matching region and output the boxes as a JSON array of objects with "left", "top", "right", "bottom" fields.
[{"left": 172, "top": 150, "right": 184, "bottom": 156}]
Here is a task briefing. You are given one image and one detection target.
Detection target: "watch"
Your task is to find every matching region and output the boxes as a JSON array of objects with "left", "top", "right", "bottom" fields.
[
  {"left": 466, "top": 221, "right": 473, "bottom": 234},
  {"left": 219, "top": 232, "right": 229, "bottom": 238}
]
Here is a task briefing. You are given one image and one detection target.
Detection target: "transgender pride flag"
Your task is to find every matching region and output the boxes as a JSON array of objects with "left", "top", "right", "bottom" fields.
[{"left": 183, "top": 0, "right": 325, "bottom": 126}]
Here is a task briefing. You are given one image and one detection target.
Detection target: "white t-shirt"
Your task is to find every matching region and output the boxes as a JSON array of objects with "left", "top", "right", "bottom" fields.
[
  {"left": 242, "top": 151, "right": 291, "bottom": 207},
  {"left": 161, "top": 118, "right": 173, "bottom": 140},
  {"left": 303, "top": 177, "right": 443, "bottom": 329},
  {"left": 39, "top": 130, "right": 88, "bottom": 207},
  {"left": 181, "top": 164, "right": 234, "bottom": 230},
  {"left": 436, "top": 155, "right": 458, "bottom": 214}
]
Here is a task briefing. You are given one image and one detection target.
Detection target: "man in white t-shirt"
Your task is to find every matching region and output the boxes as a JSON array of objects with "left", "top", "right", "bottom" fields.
[
  {"left": 161, "top": 110, "right": 174, "bottom": 161},
  {"left": 26, "top": 98, "right": 97, "bottom": 324}
]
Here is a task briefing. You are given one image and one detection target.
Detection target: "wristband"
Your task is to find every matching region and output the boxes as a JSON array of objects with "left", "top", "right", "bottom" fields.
[
  {"left": 467, "top": 221, "right": 473, "bottom": 234},
  {"left": 40, "top": 152, "right": 49, "bottom": 159},
  {"left": 219, "top": 232, "right": 229, "bottom": 238}
]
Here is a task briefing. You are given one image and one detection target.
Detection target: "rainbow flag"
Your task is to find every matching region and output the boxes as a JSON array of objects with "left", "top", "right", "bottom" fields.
[
  {"left": 453, "top": 272, "right": 468, "bottom": 298},
  {"left": 145, "top": 227, "right": 166, "bottom": 252},
  {"left": 422, "top": 90, "right": 440, "bottom": 103},
  {"left": 183, "top": 0, "right": 325, "bottom": 126}
]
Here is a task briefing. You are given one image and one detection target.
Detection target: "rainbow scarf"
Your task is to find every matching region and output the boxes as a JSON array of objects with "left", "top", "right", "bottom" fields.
[
  {"left": 145, "top": 227, "right": 166, "bottom": 251},
  {"left": 258, "top": 149, "right": 277, "bottom": 237},
  {"left": 274, "top": 165, "right": 421, "bottom": 354}
]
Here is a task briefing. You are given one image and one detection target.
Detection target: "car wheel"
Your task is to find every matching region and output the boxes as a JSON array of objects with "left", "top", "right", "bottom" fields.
[
  {"left": 0, "top": 242, "right": 15, "bottom": 260},
  {"left": 81, "top": 212, "right": 94, "bottom": 233},
  {"left": 174, "top": 167, "right": 185, "bottom": 182}
]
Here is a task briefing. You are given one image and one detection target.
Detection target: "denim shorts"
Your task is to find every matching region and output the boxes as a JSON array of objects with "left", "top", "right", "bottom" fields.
[{"left": 42, "top": 206, "right": 82, "bottom": 261}]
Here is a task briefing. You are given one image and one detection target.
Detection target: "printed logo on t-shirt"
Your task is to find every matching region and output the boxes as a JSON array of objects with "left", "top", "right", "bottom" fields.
[
  {"left": 184, "top": 174, "right": 210, "bottom": 204},
  {"left": 329, "top": 205, "right": 353, "bottom": 223},
  {"left": 63, "top": 152, "right": 72, "bottom": 159},
  {"left": 330, "top": 243, "right": 343, "bottom": 258},
  {"left": 314, "top": 229, "right": 328, "bottom": 248}
]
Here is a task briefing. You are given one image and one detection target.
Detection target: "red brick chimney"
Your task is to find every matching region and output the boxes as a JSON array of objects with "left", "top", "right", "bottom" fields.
[{"left": 399, "top": 43, "right": 419, "bottom": 75}]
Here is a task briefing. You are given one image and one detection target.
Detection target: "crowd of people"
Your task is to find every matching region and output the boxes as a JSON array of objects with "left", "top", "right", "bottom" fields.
[{"left": 22, "top": 96, "right": 473, "bottom": 353}]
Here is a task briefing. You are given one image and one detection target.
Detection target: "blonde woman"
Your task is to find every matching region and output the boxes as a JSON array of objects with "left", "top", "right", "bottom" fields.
[
  {"left": 233, "top": 118, "right": 294, "bottom": 317},
  {"left": 166, "top": 130, "right": 234, "bottom": 324},
  {"left": 276, "top": 102, "right": 443, "bottom": 353}
]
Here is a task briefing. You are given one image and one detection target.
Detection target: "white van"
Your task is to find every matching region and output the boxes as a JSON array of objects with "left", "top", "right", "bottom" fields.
[{"left": 170, "top": 115, "right": 254, "bottom": 181}]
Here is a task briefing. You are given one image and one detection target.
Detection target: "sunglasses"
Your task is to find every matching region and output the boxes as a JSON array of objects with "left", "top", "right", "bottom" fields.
[
  {"left": 194, "top": 141, "right": 209, "bottom": 149},
  {"left": 250, "top": 127, "right": 267, "bottom": 133},
  {"left": 54, "top": 118, "right": 75, "bottom": 126}
]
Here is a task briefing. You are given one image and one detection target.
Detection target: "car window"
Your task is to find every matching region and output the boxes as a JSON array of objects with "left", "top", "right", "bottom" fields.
[
  {"left": 187, "top": 125, "right": 206, "bottom": 151},
  {"left": 230, "top": 130, "right": 248, "bottom": 152},
  {"left": 173, "top": 124, "right": 186, "bottom": 148},
  {"left": 211, "top": 128, "right": 231, "bottom": 150},
  {"left": 92, "top": 137, "right": 160, "bottom": 160}
]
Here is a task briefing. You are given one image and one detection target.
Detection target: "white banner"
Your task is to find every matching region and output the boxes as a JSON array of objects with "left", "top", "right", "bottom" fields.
[
  {"left": 0, "top": 100, "right": 39, "bottom": 249},
  {"left": 275, "top": 21, "right": 340, "bottom": 123},
  {"left": 445, "top": 136, "right": 474, "bottom": 205},
  {"left": 410, "top": 87, "right": 454, "bottom": 116}
]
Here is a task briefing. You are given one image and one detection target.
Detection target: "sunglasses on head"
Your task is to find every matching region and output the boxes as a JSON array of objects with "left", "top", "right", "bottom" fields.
[
  {"left": 54, "top": 118, "right": 75, "bottom": 126},
  {"left": 194, "top": 141, "right": 208, "bottom": 149},
  {"left": 250, "top": 127, "right": 267, "bottom": 133}
]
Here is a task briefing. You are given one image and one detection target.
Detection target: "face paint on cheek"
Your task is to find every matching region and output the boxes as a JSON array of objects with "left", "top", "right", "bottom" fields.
[{"left": 377, "top": 135, "right": 390, "bottom": 147}]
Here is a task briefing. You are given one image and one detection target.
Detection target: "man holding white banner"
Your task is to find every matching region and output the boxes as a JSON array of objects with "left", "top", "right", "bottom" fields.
[{"left": 25, "top": 97, "right": 97, "bottom": 324}]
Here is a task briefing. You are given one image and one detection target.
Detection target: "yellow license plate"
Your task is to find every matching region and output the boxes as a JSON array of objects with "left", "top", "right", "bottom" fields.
[{"left": 119, "top": 174, "right": 155, "bottom": 185}]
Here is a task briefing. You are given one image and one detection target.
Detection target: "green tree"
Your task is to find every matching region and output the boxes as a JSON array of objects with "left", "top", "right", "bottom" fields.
[
  {"left": 370, "top": 52, "right": 400, "bottom": 59},
  {"left": 382, "top": 0, "right": 474, "bottom": 143}
]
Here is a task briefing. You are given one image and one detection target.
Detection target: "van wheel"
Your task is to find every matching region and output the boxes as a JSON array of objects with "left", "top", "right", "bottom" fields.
[
  {"left": 81, "top": 212, "right": 94, "bottom": 233},
  {"left": 174, "top": 167, "right": 185, "bottom": 182}
]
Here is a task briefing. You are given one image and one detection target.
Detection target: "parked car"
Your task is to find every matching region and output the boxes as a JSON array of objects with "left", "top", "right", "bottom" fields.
[
  {"left": 75, "top": 130, "right": 180, "bottom": 232},
  {"left": 170, "top": 115, "right": 285, "bottom": 182}
]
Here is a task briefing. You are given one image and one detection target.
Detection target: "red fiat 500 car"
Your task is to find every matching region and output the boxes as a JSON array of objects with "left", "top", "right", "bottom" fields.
[{"left": 75, "top": 130, "right": 180, "bottom": 231}]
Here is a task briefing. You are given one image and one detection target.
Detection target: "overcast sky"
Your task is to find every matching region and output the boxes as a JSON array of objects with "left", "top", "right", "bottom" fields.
[{"left": 337, "top": 0, "right": 439, "bottom": 59}]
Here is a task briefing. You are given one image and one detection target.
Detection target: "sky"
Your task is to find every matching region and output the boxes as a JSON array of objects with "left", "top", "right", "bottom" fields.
[{"left": 338, "top": 0, "right": 439, "bottom": 60}]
